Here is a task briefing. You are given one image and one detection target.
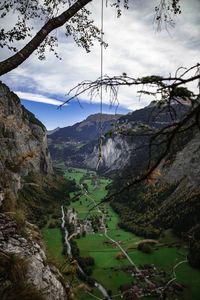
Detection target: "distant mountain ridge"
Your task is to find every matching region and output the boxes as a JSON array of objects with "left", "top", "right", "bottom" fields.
[
  {"left": 48, "top": 102, "right": 190, "bottom": 171},
  {"left": 49, "top": 113, "right": 121, "bottom": 142},
  {"left": 48, "top": 113, "right": 122, "bottom": 168},
  {"left": 47, "top": 127, "right": 60, "bottom": 135},
  {"left": 47, "top": 100, "right": 200, "bottom": 267}
]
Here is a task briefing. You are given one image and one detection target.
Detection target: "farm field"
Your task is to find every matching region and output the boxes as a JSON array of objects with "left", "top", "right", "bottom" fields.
[
  {"left": 65, "top": 168, "right": 200, "bottom": 300},
  {"left": 44, "top": 167, "right": 200, "bottom": 300}
]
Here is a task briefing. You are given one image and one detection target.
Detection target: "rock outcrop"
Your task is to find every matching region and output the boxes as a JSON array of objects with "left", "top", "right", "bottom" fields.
[
  {"left": 0, "top": 213, "right": 68, "bottom": 300},
  {"left": 0, "top": 82, "right": 68, "bottom": 299},
  {"left": 111, "top": 128, "right": 200, "bottom": 266},
  {"left": 48, "top": 102, "right": 190, "bottom": 173},
  {"left": 48, "top": 113, "right": 122, "bottom": 170},
  {"left": 164, "top": 133, "right": 200, "bottom": 188},
  {"left": 84, "top": 135, "right": 132, "bottom": 172},
  {"left": 0, "top": 81, "right": 52, "bottom": 200}
]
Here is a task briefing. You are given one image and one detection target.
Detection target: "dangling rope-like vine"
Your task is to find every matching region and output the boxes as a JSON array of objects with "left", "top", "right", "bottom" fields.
[{"left": 96, "top": 0, "right": 104, "bottom": 170}]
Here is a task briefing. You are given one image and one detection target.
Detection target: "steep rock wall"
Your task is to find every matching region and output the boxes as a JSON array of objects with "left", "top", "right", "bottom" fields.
[
  {"left": 164, "top": 133, "right": 200, "bottom": 188},
  {"left": 0, "top": 82, "right": 52, "bottom": 198},
  {"left": 0, "top": 83, "right": 68, "bottom": 299},
  {"left": 111, "top": 131, "right": 200, "bottom": 267},
  {"left": 84, "top": 136, "right": 132, "bottom": 172}
]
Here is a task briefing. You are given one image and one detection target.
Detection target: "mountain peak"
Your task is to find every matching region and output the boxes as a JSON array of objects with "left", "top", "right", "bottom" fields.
[
  {"left": 47, "top": 127, "right": 60, "bottom": 135},
  {"left": 85, "top": 113, "right": 122, "bottom": 123}
]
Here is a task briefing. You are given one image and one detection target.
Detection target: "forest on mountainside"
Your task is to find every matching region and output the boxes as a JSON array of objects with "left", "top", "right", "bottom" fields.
[{"left": 109, "top": 123, "right": 200, "bottom": 268}]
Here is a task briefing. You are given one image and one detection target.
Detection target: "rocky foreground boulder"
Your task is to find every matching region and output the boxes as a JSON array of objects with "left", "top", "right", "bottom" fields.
[{"left": 0, "top": 213, "right": 68, "bottom": 300}]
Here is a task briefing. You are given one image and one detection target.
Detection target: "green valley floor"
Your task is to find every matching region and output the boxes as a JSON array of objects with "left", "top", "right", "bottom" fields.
[{"left": 42, "top": 168, "right": 200, "bottom": 300}]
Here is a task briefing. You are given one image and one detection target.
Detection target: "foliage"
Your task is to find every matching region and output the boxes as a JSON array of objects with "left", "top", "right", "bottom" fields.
[
  {"left": 12, "top": 209, "right": 26, "bottom": 235},
  {"left": 137, "top": 242, "right": 153, "bottom": 254},
  {"left": 18, "top": 172, "right": 76, "bottom": 228},
  {"left": 172, "top": 87, "right": 194, "bottom": 99},
  {"left": 155, "top": 0, "right": 181, "bottom": 30},
  {"left": 0, "top": 0, "right": 102, "bottom": 56},
  {"left": 188, "top": 225, "right": 200, "bottom": 268},
  {"left": 110, "top": 152, "right": 200, "bottom": 268},
  {"left": 2, "top": 190, "right": 17, "bottom": 212},
  {"left": 0, "top": 252, "right": 28, "bottom": 283},
  {"left": 0, "top": 0, "right": 185, "bottom": 75}
]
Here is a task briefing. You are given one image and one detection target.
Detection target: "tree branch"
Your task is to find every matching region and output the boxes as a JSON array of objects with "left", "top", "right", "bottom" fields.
[{"left": 0, "top": 0, "right": 92, "bottom": 76}]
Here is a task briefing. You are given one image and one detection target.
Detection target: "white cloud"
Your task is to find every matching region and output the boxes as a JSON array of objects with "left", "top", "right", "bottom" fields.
[
  {"left": 1, "top": 0, "right": 200, "bottom": 111},
  {"left": 15, "top": 91, "right": 67, "bottom": 106}
]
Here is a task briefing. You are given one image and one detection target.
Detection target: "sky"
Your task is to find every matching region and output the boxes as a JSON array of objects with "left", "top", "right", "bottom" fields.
[{"left": 1, "top": 0, "right": 200, "bottom": 129}]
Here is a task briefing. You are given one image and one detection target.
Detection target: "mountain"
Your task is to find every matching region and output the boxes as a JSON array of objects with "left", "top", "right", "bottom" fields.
[
  {"left": 48, "top": 113, "right": 122, "bottom": 169},
  {"left": 89, "top": 101, "right": 190, "bottom": 173},
  {"left": 0, "top": 82, "right": 53, "bottom": 197},
  {"left": 0, "top": 82, "right": 68, "bottom": 299},
  {"left": 110, "top": 130, "right": 200, "bottom": 268},
  {"left": 48, "top": 104, "right": 190, "bottom": 172},
  {"left": 49, "top": 113, "right": 121, "bottom": 142},
  {"left": 48, "top": 99, "right": 200, "bottom": 267},
  {"left": 47, "top": 127, "right": 60, "bottom": 135},
  {"left": 107, "top": 103, "right": 200, "bottom": 268}
]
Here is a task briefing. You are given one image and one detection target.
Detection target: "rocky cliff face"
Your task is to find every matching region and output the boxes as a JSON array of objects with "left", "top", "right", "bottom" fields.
[
  {"left": 0, "top": 82, "right": 68, "bottom": 299},
  {"left": 110, "top": 128, "right": 200, "bottom": 266},
  {"left": 0, "top": 81, "right": 52, "bottom": 199},
  {"left": 84, "top": 135, "right": 132, "bottom": 172},
  {"left": 154, "top": 132, "right": 200, "bottom": 230},
  {"left": 98, "top": 102, "right": 190, "bottom": 173},
  {"left": 164, "top": 133, "right": 200, "bottom": 188},
  {"left": 48, "top": 113, "right": 122, "bottom": 169},
  {"left": 48, "top": 102, "right": 190, "bottom": 173},
  {"left": 0, "top": 214, "right": 68, "bottom": 300}
]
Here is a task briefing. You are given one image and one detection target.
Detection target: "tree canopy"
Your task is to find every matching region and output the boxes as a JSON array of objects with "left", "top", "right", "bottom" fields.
[{"left": 0, "top": 0, "right": 183, "bottom": 75}]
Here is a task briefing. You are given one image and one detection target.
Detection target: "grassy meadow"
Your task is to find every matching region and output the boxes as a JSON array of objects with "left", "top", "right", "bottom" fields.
[
  {"left": 41, "top": 167, "right": 200, "bottom": 300},
  {"left": 42, "top": 227, "right": 65, "bottom": 266}
]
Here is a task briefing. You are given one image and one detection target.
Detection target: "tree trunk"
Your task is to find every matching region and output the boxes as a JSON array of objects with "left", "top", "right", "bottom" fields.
[{"left": 0, "top": 0, "right": 92, "bottom": 76}]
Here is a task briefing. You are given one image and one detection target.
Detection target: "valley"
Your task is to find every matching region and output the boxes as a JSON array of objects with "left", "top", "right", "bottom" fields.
[
  {"left": 1, "top": 84, "right": 199, "bottom": 299},
  {"left": 42, "top": 168, "right": 200, "bottom": 300},
  {"left": 1, "top": 1, "right": 200, "bottom": 299}
]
